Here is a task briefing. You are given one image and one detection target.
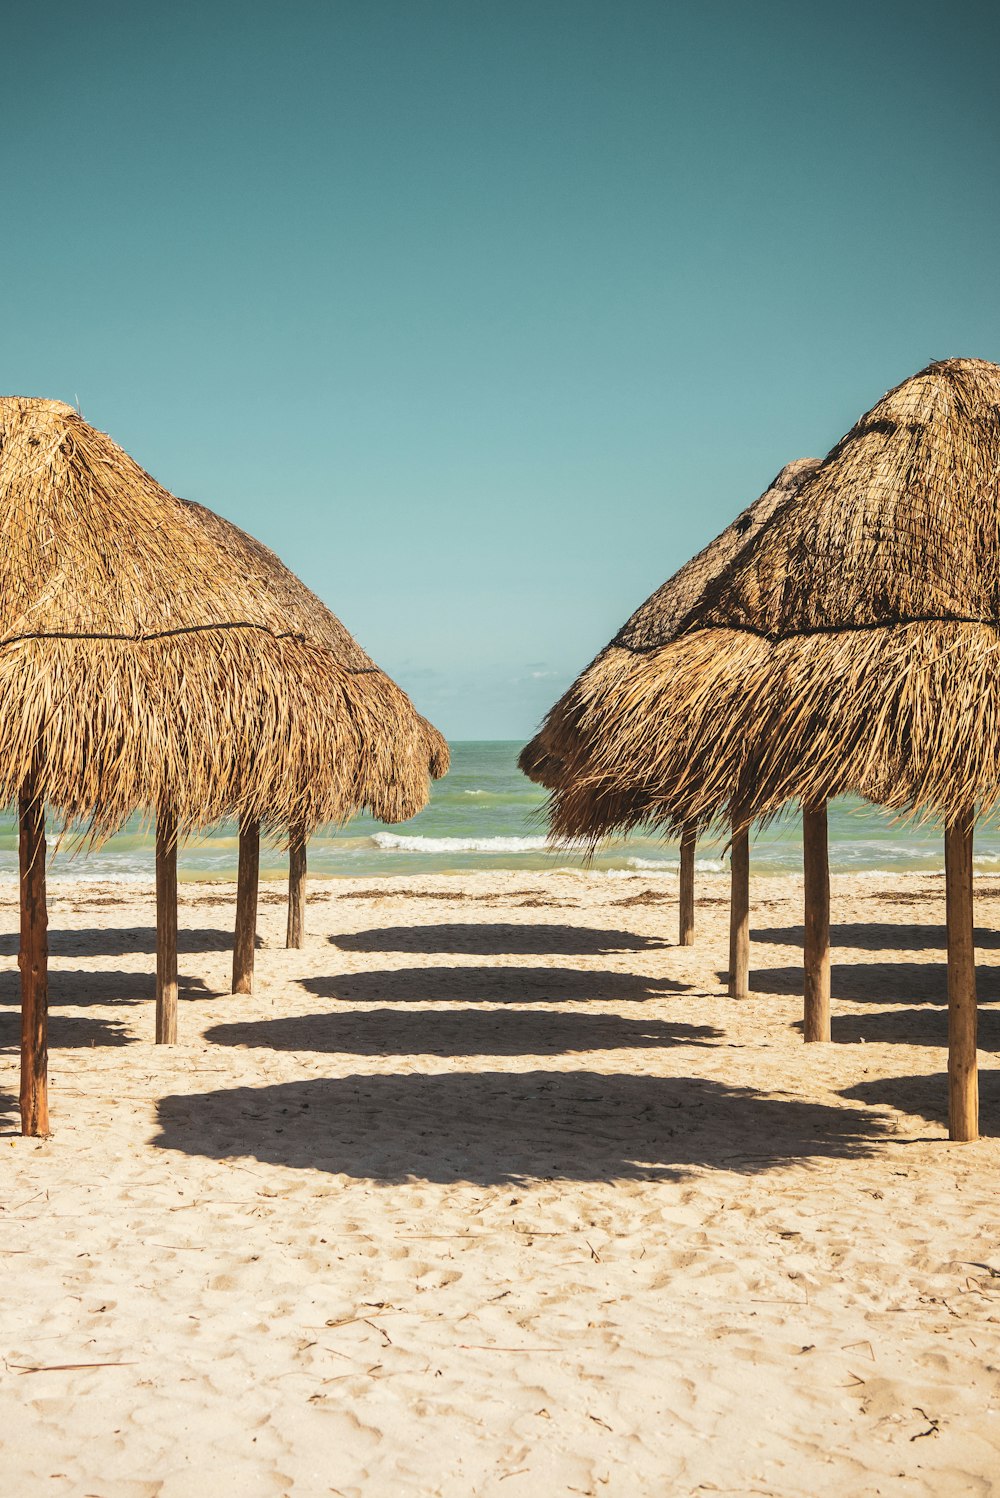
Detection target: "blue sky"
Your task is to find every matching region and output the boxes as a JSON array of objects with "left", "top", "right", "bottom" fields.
[{"left": 4, "top": 1, "right": 998, "bottom": 739}]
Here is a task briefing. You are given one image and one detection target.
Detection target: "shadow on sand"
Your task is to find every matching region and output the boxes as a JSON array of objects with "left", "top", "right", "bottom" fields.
[
  {"left": 752, "top": 960, "right": 1000, "bottom": 1008},
  {"left": 300, "top": 966, "right": 692, "bottom": 1006},
  {"left": 748, "top": 961, "right": 951, "bottom": 1005},
  {"left": 0, "top": 1010, "right": 135, "bottom": 1049},
  {"left": 0, "top": 968, "right": 214, "bottom": 1010},
  {"left": 0, "top": 927, "right": 255, "bottom": 960},
  {"left": 332, "top": 923, "right": 668, "bottom": 957},
  {"left": 827, "top": 1004, "right": 1000, "bottom": 1048},
  {"left": 205, "top": 1007, "right": 722, "bottom": 1056},
  {"left": 152, "top": 1069, "right": 892, "bottom": 1184},
  {"left": 754, "top": 922, "right": 1000, "bottom": 953},
  {"left": 841, "top": 1069, "right": 1000, "bottom": 1136},
  {"left": 0, "top": 1081, "right": 19, "bottom": 1134}
]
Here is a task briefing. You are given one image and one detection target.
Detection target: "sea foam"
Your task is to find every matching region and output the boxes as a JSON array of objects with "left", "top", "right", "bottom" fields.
[{"left": 371, "top": 832, "right": 588, "bottom": 855}]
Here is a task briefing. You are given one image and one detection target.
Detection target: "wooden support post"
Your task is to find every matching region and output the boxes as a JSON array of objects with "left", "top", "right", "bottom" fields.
[
  {"left": 286, "top": 824, "right": 307, "bottom": 949},
  {"left": 155, "top": 806, "right": 178, "bottom": 1045},
  {"left": 233, "top": 817, "right": 260, "bottom": 995},
  {"left": 678, "top": 823, "right": 696, "bottom": 946},
  {"left": 803, "top": 801, "right": 831, "bottom": 1042},
  {"left": 18, "top": 763, "right": 49, "bottom": 1137},
  {"left": 945, "top": 809, "right": 978, "bottom": 1143},
  {"left": 728, "top": 819, "right": 750, "bottom": 1000}
]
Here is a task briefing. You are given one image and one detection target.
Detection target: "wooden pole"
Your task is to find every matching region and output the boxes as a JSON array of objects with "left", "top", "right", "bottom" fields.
[
  {"left": 18, "top": 760, "right": 49, "bottom": 1137},
  {"left": 728, "top": 818, "right": 750, "bottom": 1000},
  {"left": 233, "top": 817, "right": 260, "bottom": 995},
  {"left": 945, "top": 809, "right": 978, "bottom": 1143},
  {"left": 803, "top": 801, "right": 831, "bottom": 1042},
  {"left": 155, "top": 806, "right": 178, "bottom": 1045},
  {"left": 678, "top": 823, "right": 696, "bottom": 946},
  {"left": 286, "top": 824, "right": 307, "bottom": 949}
]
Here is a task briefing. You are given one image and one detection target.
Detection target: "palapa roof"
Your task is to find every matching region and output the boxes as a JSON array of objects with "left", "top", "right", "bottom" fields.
[
  {"left": 522, "top": 357, "right": 1000, "bottom": 839},
  {"left": 183, "top": 499, "right": 449, "bottom": 821},
  {"left": 519, "top": 457, "right": 819, "bottom": 790},
  {"left": 0, "top": 397, "right": 446, "bottom": 836}
]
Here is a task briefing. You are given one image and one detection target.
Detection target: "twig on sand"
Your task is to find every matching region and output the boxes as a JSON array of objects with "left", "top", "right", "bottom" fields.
[
  {"left": 459, "top": 1344, "right": 561, "bottom": 1352},
  {"left": 911, "top": 1407, "right": 941, "bottom": 1440},
  {"left": 8, "top": 1360, "right": 137, "bottom": 1374},
  {"left": 749, "top": 1296, "right": 808, "bottom": 1306},
  {"left": 962, "top": 1261, "right": 1000, "bottom": 1279},
  {"left": 321, "top": 1310, "right": 401, "bottom": 1331},
  {"left": 143, "top": 1242, "right": 206, "bottom": 1251},
  {"left": 364, "top": 1319, "right": 393, "bottom": 1346},
  {"left": 5, "top": 1191, "right": 46, "bottom": 1214},
  {"left": 396, "top": 1232, "right": 486, "bottom": 1240}
]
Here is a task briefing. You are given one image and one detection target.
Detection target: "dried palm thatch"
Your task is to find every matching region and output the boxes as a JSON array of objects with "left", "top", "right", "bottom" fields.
[
  {"left": 0, "top": 397, "right": 445, "bottom": 839},
  {"left": 519, "top": 455, "right": 820, "bottom": 813},
  {"left": 523, "top": 358, "right": 1000, "bottom": 840},
  {"left": 524, "top": 357, "right": 1000, "bottom": 1143},
  {"left": 182, "top": 499, "right": 449, "bottom": 826}
]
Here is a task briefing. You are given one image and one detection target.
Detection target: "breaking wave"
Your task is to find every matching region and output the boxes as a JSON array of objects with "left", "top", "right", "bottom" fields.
[{"left": 371, "top": 832, "right": 589, "bottom": 855}]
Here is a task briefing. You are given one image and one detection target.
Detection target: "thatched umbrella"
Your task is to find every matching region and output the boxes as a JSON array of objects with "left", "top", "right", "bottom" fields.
[
  {"left": 521, "top": 457, "right": 819, "bottom": 952},
  {"left": 0, "top": 397, "right": 446, "bottom": 1133},
  {"left": 523, "top": 356, "right": 1000, "bottom": 1141},
  {"left": 183, "top": 499, "right": 449, "bottom": 973}
]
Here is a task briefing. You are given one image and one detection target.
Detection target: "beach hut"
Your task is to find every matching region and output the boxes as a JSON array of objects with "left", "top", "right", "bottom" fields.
[
  {"left": 0, "top": 397, "right": 446, "bottom": 1134},
  {"left": 522, "top": 357, "right": 1000, "bottom": 1142},
  {"left": 521, "top": 457, "right": 819, "bottom": 951},
  {"left": 182, "top": 500, "right": 449, "bottom": 970}
]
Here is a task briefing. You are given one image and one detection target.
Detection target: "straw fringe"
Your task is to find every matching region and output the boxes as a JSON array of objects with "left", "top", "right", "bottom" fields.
[
  {"left": 523, "top": 358, "right": 1000, "bottom": 840},
  {"left": 0, "top": 397, "right": 447, "bottom": 840},
  {"left": 180, "top": 499, "right": 449, "bottom": 825},
  {"left": 519, "top": 457, "right": 819, "bottom": 794}
]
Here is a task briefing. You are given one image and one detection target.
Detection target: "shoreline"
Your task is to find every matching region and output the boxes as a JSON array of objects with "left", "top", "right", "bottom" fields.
[{"left": 0, "top": 865, "right": 984, "bottom": 889}]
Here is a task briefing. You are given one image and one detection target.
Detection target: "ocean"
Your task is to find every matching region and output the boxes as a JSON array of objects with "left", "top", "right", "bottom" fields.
[{"left": 0, "top": 740, "right": 997, "bottom": 882}]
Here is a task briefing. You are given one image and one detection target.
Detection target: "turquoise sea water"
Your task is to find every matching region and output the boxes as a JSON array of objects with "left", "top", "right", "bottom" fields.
[{"left": 0, "top": 741, "right": 998, "bottom": 882}]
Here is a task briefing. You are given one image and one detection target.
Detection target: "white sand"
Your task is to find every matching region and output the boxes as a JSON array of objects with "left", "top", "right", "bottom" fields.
[{"left": 2, "top": 870, "right": 1000, "bottom": 1496}]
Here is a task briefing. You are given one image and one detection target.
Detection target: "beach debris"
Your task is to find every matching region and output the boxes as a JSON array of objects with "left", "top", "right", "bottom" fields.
[
  {"left": 459, "top": 1344, "right": 562, "bottom": 1352},
  {"left": 962, "top": 1260, "right": 1000, "bottom": 1279},
  {"left": 364, "top": 1319, "right": 393, "bottom": 1346},
  {"left": 910, "top": 1408, "right": 941, "bottom": 1440},
  {"left": 7, "top": 1360, "right": 137, "bottom": 1374}
]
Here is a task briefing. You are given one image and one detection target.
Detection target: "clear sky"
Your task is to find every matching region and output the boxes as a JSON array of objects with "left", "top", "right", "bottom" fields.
[{"left": 4, "top": 1, "right": 998, "bottom": 739}]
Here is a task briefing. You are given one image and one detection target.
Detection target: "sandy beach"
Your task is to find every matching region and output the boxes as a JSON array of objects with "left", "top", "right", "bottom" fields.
[{"left": 3, "top": 869, "right": 1000, "bottom": 1496}]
